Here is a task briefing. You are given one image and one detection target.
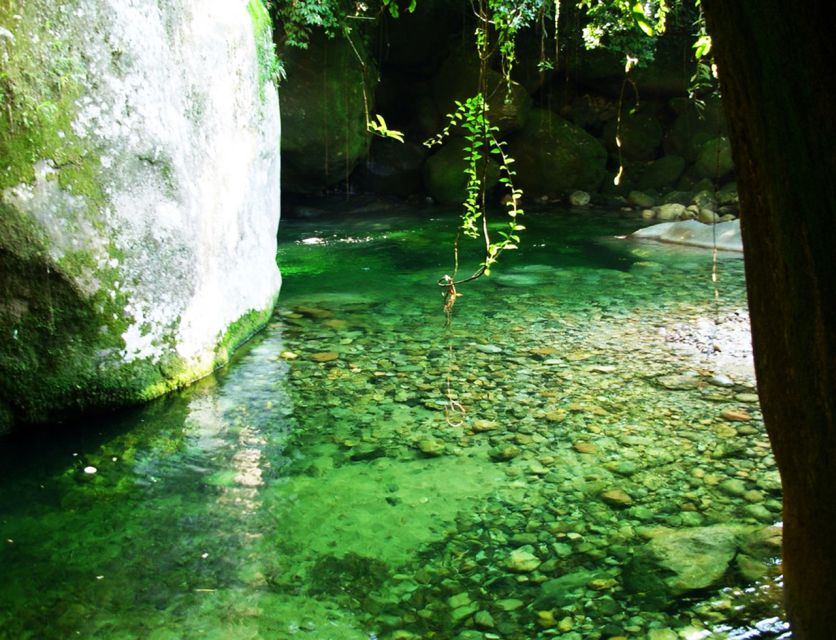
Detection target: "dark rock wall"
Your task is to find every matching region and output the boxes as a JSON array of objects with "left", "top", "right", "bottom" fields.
[{"left": 279, "top": 8, "right": 735, "bottom": 209}]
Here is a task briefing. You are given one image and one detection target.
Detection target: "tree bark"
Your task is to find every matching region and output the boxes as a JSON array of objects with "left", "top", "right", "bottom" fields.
[{"left": 702, "top": 2, "right": 836, "bottom": 638}]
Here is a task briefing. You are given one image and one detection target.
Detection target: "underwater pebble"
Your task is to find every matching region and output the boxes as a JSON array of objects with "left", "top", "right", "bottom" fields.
[
  {"left": 721, "top": 408, "right": 752, "bottom": 421},
  {"left": 601, "top": 488, "right": 633, "bottom": 507},
  {"left": 573, "top": 441, "right": 598, "bottom": 454},
  {"left": 505, "top": 549, "right": 541, "bottom": 573},
  {"left": 475, "top": 344, "right": 503, "bottom": 354},
  {"left": 310, "top": 351, "right": 340, "bottom": 362}
]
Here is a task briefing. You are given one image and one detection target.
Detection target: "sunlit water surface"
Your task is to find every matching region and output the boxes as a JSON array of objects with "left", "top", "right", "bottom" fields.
[{"left": 0, "top": 204, "right": 787, "bottom": 639}]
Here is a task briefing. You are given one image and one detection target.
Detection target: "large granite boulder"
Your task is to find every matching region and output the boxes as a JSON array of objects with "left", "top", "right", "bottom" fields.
[
  {"left": 635, "top": 155, "right": 687, "bottom": 191},
  {"left": 507, "top": 109, "right": 608, "bottom": 198},
  {"left": 695, "top": 136, "right": 735, "bottom": 180},
  {"left": 602, "top": 110, "right": 664, "bottom": 161},
  {"left": 280, "top": 32, "right": 376, "bottom": 194},
  {"left": 665, "top": 96, "right": 728, "bottom": 161},
  {"left": 624, "top": 525, "right": 742, "bottom": 605},
  {"left": 432, "top": 45, "right": 532, "bottom": 137},
  {"left": 423, "top": 137, "right": 500, "bottom": 205},
  {"left": 0, "top": 0, "right": 282, "bottom": 432},
  {"left": 353, "top": 138, "right": 428, "bottom": 197}
]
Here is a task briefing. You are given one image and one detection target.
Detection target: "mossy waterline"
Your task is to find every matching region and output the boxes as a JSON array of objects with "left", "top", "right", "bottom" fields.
[{"left": 0, "top": 205, "right": 785, "bottom": 638}]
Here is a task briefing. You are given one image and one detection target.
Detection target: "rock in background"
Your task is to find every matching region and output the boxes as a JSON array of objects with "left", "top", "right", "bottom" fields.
[
  {"left": 280, "top": 31, "right": 376, "bottom": 194},
  {"left": 0, "top": 0, "right": 282, "bottom": 432},
  {"left": 274, "top": 3, "right": 738, "bottom": 211}
]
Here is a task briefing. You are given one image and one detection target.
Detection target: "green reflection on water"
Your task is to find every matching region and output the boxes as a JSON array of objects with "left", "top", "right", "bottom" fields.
[{"left": 0, "top": 205, "right": 787, "bottom": 639}]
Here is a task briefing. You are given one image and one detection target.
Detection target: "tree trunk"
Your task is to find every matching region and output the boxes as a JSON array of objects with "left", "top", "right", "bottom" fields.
[{"left": 702, "top": 2, "right": 836, "bottom": 637}]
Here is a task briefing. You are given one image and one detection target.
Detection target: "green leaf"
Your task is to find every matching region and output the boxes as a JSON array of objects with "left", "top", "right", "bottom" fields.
[
  {"left": 693, "top": 34, "right": 712, "bottom": 59},
  {"left": 633, "top": 3, "right": 654, "bottom": 36}
]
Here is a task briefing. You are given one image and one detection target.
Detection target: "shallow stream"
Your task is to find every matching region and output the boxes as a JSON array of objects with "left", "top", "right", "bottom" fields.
[{"left": 0, "top": 203, "right": 787, "bottom": 639}]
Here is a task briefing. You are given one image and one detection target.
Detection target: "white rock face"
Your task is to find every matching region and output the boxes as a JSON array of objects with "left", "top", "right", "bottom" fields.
[
  {"left": 0, "top": 0, "right": 281, "bottom": 428},
  {"left": 629, "top": 220, "right": 743, "bottom": 252}
]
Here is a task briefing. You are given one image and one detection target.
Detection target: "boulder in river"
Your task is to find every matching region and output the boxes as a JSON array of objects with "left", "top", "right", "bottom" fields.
[
  {"left": 0, "top": 0, "right": 281, "bottom": 432},
  {"left": 423, "top": 137, "right": 500, "bottom": 204},
  {"left": 629, "top": 220, "right": 743, "bottom": 252},
  {"left": 508, "top": 109, "right": 608, "bottom": 198},
  {"left": 624, "top": 525, "right": 743, "bottom": 604}
]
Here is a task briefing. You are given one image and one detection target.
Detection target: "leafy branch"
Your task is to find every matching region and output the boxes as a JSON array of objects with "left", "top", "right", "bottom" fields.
[
  {"left": 424, "top": 93, "right": 524, "bottom": 283},
  {"left": 367, "top": 113, "right": 405, "bottom": 142}
]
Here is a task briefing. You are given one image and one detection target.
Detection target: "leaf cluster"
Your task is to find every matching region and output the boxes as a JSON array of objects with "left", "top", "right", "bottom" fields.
[
  {"left": 425, "top": 94, "right": 524, "bottom": 276},
  {"left": 576, "top": 0, "right": 669, "bottom": 67}
]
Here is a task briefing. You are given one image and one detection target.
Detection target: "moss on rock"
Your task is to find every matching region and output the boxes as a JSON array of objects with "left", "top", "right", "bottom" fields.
[
  {"left": 507, "top": 109, "right": 608, "bottom": 198},
  {"left": 0, "top": 0, "right": 282, "bottom": 432}
]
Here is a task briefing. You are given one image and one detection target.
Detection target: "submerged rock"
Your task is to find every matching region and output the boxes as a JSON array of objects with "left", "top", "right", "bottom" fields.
[
  {"left": 505, "top": 548, "right": 542, "bottom": 573},
  {"left": 0, "top": 0, "right": 281, "bottom": 431},
  {"left": 624, "top": 525, "right": 745, "bottom": 603}
]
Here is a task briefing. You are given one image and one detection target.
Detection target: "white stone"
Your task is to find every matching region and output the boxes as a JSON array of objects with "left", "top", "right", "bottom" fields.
[{"left": 628, "top": 220, "right": 743, "bottom": 252}]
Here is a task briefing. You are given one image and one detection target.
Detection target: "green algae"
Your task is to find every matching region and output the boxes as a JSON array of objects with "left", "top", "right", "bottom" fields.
[{"left": 247, "top": 0, "right": 280, "bottom": 100}]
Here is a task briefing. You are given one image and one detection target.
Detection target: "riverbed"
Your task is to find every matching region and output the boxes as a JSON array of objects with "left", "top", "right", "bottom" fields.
[{"left": 0, "top": 203, "right": 787, "bottom": 639}]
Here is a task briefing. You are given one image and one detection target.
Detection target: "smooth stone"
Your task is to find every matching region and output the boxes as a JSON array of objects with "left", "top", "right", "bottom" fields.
[
  {"left": 743, "top": 503, "right": 775, "bottom": 522},
  {"left": 718, "top": 478, "right": 747, "bottom": 497},
  {"left": 475, "top": 344, "right": 503, "bottom": 354},
  {"left": 743, "top": 490, "right": 764, "bottom": 503},
  {"left": 628, "top": 190, "right": 656, "bottom": 208},
  {"left": 721, "top": 408, "right": 752, "bottom": 422},
  {"left": 489, "top": 445, "right": 521, "bottom": 462},
  {"left": 569, "top": 190, "right": 591, "bottom": 206},
  {"left": 601, "top": 488, "right": 633, "bottom": 507},
  {"left": 505, "top": 549, "right": 541, "bottom": 573},
  {"left": 310, "top": 351, "right": 340, "bottom": 362},
  {"left": 709, "top": 374, "right": 735, "bottom": 387},
  {"left": 604, "top": 461, "right": 639, "bottom": 476},
  {"left": 451, "top": 603, "right": 479, "bottom": 622},
  {"left": 698, "top": 208, "right": 720, "bottom": 224},
  {"left": 496, "top": 598, "right": 525, "bottom": 611},
  {"left": 474, "top": 610, "right": 495, "bottom": 629},
  {"left": 573, "top": 441, "right": 598, "bottom": 454},
  {"left": 655, "top": 203, "right": 686, "bottom": 221},
  {"left": 323, "top": 318, "right": 348, "bottom": 330},
  {"left": 556, "top": 615, "right": 573, "bottom": 632},
  {"left": 510, "top": 533, "right": 539, "bottom": 546},
  {"left": 472, "top": 419, "right": 499, "bottom": 432},
  {"left": 656, "top": 373, "right": 701, "bottom": 390},
  {"left": 417, "top": 439, "right": 446, "bottom": 457}
]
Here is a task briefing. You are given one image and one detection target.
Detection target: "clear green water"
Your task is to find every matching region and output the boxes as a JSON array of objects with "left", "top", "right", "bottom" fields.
[{"left": 0, "top": 203, "right": 787, "bottom": 639}]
